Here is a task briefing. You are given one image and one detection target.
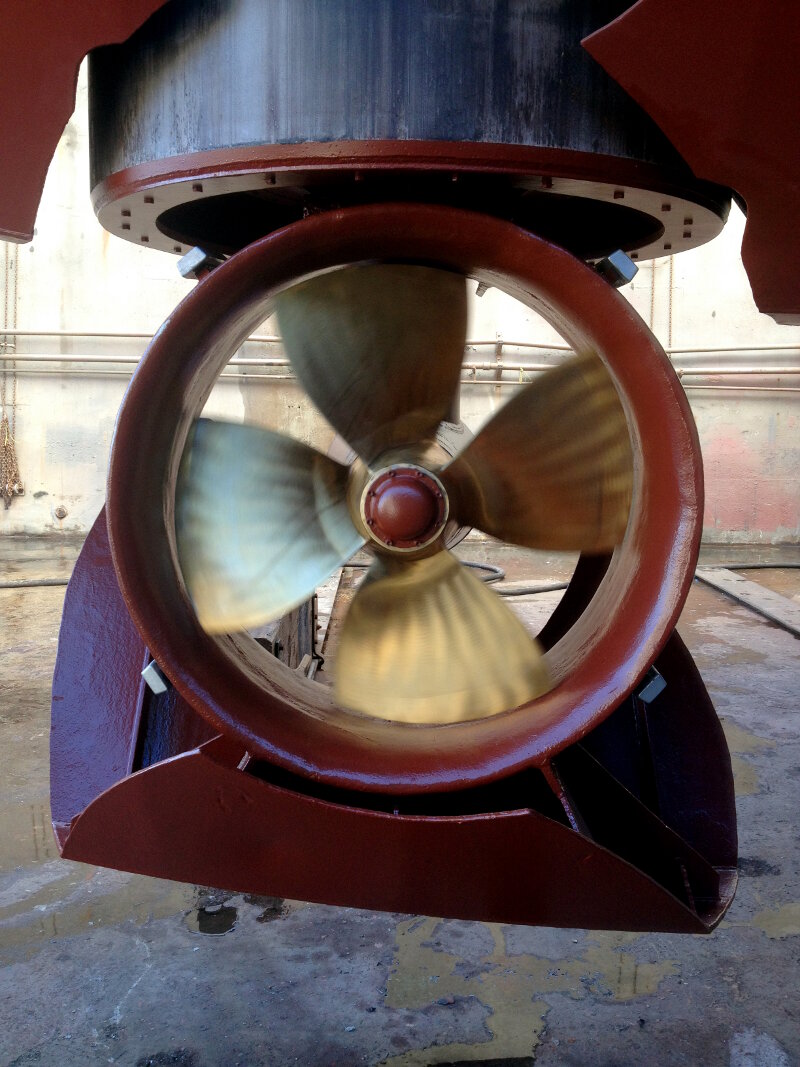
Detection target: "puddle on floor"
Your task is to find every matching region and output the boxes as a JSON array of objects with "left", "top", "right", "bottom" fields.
[
  {"left": 0, "top": 866, "right": 200, "bottom": 963},
  {"left": 184, "top": 893, "right": 292, "bottom": 935},
  {"left": 185, "top": 903, "right": 239, "bottom": 936}
]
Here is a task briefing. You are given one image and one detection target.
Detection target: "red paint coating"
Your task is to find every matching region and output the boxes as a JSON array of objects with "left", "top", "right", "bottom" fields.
[
  {"left": 373, "top": 479, "right": 434, "bottom": 540},
  {"left": 59, "top": 744, "right": 732, "bottom": 933},
  {"left": 51, "top": 507, "right": 221, "bottom": 844},
  {"left": 51, "top": 496, "right": 735, "bottom": 929},
  {"left": 90, "top": 140, "right": 726, "bottom": 213},
  {"left": 584, "top": 1, "right": 800, "bottom": 324},
  {"left": 363, "top": 467, "right": 447, "bottom": 549},
  {"left": 0, "top": 0, "right": 170, "bottom": 241},
  {"left": 50, "top": 508, "right": 148, "bottom": 847},
  {"left": 637, "top": 630, "right": 737, "bottom": 867},
  {"left": 106, "top": 204, "right": 703, "bottom": 793},
  {"left": 90, "top": 140, "right": 729, "bottom": 261}
]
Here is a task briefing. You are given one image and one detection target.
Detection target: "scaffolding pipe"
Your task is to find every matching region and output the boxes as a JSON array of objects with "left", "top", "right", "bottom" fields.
[
  {"left": 2, "top": 328, "right": 800, "bottom": 356},
  {"left": 3, "top": 352, "right": 800, "bottom": 378},
  {"left": 6, "top": 369, "right": 800, "bottom": 391}
]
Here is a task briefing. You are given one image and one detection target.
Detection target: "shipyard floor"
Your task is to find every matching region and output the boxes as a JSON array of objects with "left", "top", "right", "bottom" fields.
[{"left": 1, "top": 534, "right": 799, "bottom": 1067}]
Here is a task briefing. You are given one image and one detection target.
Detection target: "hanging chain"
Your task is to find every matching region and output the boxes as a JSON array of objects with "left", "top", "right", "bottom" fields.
[
  {"left": 1, "top": 242, "right": 23, "bottom": 508},
  {"left": 668, "top": 254, "right": 675, "bottom": 352}
]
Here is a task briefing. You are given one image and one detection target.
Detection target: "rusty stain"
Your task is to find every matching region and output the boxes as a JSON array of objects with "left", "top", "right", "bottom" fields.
[
  {"left": 721, "top": 721, "right": 776, "bottom": 756},
  {"left": 0, "top": 865, "right": 198, "bottom": 965},
  {"left": 720, "top": 719, "right": 776, "bottom": 797},
  {"left": 381, "top": 918, "right": 678, "bottom": 1065},
  {"left": 750, "top": 903, "right": 800, "bottom": 939}
]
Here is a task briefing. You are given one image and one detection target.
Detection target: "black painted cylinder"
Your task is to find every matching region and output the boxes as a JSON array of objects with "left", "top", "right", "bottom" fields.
[
  {"left": 88, "top": 0, "right": 730, "bottom": 259},
  {"left": 92, "top": 0, "right": 681, "bottom": 175}
]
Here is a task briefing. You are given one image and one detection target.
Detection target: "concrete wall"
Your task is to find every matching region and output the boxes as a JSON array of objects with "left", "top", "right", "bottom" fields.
[{"left": 2, "top": 68, "right": 799, "bottom": 542}]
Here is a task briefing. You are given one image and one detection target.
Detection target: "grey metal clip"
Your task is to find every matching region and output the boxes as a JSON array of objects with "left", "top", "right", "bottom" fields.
[
  {"left": 141, "top": 659, "right": 170, "bottom": 695},
  {"left": 595, "top": 249, "right": 638, "bottom": 288},
  {"left": 637, "top": 667, "right": 666, "bottom": 705},
  {"left": 178, "top": 247, "right": 225, "bottom": 280}
]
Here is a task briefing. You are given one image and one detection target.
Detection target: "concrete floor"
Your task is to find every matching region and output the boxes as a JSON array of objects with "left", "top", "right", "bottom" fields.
[{"left": 1, "top": 535, "right": 799, "bottom": 1067}]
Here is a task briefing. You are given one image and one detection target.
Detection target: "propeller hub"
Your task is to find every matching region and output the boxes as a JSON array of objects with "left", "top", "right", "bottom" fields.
[{"left": 361, "top": 464, "right": 449, "bottom": 551}]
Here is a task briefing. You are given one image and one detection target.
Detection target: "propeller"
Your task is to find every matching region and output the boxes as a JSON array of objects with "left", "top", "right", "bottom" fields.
[
  {"left": 175, "top": 420, "right": 365, "bottom": 633},
  {"left": 175, "top": 264, "right": 633, "bottom": 724}
]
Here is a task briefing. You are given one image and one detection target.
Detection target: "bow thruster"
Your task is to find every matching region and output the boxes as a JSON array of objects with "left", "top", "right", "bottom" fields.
[{"left": 175, "top": 261, "right": 633, "bottom": 725}]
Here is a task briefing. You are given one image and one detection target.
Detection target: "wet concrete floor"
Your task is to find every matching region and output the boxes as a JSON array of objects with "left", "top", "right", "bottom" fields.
[{"left": 1, "top": 535, "right": 799, "bottom": 1066}]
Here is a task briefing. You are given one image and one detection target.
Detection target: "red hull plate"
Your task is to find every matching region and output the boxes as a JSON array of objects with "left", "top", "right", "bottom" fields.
[
  {"left": 0, "top": 0, "right": 169, "bottom": 241},
  {"left": 584, "top": 1, "right": 800, "bottom": 323}
]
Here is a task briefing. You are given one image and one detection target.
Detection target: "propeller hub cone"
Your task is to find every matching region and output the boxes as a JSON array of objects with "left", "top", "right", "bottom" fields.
[{"left": 361, "top": 464, "right": 449, "bottom": 551}]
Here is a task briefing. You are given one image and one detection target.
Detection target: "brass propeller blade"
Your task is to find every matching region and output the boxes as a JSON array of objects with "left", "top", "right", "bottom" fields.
[
  {"left": 175, "top": 419, "right": 365, "bottom": 633},
  {"left": 334, "top": 550, "right": 551, "bottom": 723},
  {"left": 442, "top": 351, "right": 633, "bottom": 553},
  {"left": 275, "top": 264, "right": 467, "bottom": 464}
]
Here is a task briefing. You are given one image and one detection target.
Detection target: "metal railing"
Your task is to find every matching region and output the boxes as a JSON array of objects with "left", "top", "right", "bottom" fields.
[{"left": 2, "top": 329, "right": 800, "bottom": 390}]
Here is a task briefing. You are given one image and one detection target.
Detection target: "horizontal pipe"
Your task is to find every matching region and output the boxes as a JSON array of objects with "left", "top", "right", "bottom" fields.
[
  {"left": 0, "top": 577, "right": 70, "bottom": 589},
  {"left": 4, "top": 353, "right": 800, "bottom": 377},
  {"left": 9, "top": 369, "right": 800, "bottom": 392},
  {"left": 667, "top": 343, "right": 800, "bottom": 354},
  {"left": 675, "top": 367, "right": 800, "bottom": 376},
  {"left": 3, "top": 328, "right": 800, "bottom": 356},
  {"left": 2, "top": 353, "right": 290, "bottom": 366},
  {"left": 1, "top": 329, "right": 567, "bottom": 350},
  {"left": 679, "top": 384, "right": 800, "bottom": 393},
  {"left": 1, "top": 329, "right": 162, "bottom": 340},
  {"left": 468, "top": 341, "right": 800, "bottom": 354},
  {"left": 6, "top": 368, "right": 523, "bottom": 385},
  {"left": 10, "top": 572, "right": 800, "bottom": 628},
  {"left": 465, "top": 365, "right": 800, "bottom": 376}
]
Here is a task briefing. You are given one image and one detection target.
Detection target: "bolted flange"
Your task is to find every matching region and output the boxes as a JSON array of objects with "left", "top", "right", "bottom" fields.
[{"left": 360, "top": 464, "right": 449, "bottom": 551}]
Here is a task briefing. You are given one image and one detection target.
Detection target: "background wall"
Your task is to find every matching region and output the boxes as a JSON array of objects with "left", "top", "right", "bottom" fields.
[{"left": 2, "top": 69, "right": 799, "bottom": 541}]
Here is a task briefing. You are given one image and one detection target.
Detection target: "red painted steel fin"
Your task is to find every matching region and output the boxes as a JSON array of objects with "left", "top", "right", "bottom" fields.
[
  {"left": 0, "top": 0, "right": 171, "bottom": 241},
  {"left": 584, "top": 0, "right": 800, "bottom": 323}
]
